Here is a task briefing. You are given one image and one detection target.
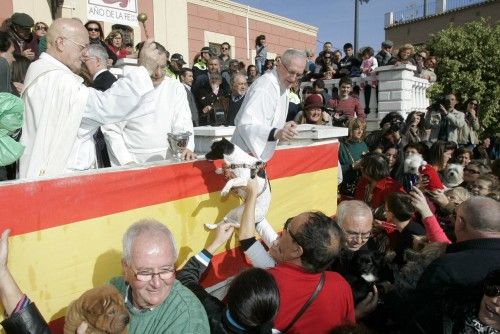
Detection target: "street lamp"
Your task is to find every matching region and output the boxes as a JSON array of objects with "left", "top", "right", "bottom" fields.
[{"left": 354, "top": 0, "right": 370, "bottom": 53}]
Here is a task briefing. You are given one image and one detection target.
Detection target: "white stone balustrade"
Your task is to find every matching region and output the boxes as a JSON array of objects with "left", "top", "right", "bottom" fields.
[{"left": 302, "top": 64, "right": 431, "bottom": 131}]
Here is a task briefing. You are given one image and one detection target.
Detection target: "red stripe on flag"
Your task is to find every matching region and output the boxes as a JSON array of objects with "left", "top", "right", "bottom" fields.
[{"left": 1, "top": 143, "right": 337, "bottom": 236}]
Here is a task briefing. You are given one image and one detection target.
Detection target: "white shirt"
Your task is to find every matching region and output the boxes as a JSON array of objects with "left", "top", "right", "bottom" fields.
[
  {"left": 20, "top": 52, "right": 154, "bottom": 178},
  {"left": 231, "top": 69, "right": 288, "bottom": 161},
  {"left": 102, "top": 77, "right": 194, "bottom": 165}
]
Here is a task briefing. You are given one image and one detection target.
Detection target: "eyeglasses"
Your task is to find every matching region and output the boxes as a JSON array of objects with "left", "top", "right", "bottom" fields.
[
  {"left": 484, "top": 284, "right": 500, "bottom": 297},
  {"left": 281, "top": 61, "right": 303, "bottom": 81},
  {"left": 87, "top": 27, "right": 101, "bottom": 32},
  {"left": 284, "top": 217, "right": 302, "bottom": 247},
  {"left": 62, "top": 37, "right": 88, "bottom": 51},
  {"left": 464, "top": 168, "right": 480, "bottom": 174},
  {"left": 131, "top": 268, "right": 175, "bottom": 282},
  {"left": 35, "top": 26, "right": 48, "bottom": 31},
  {"left": 340, "top": 227, "right": 371, "bottom": 241}
]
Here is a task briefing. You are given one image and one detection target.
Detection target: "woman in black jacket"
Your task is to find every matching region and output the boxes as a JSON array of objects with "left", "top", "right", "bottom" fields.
[{"left": 177, "top": 221, "right": 279, "bottom": 334}]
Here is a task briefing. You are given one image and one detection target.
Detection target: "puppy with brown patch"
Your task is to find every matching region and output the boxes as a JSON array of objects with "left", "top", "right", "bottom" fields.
[{"left": 64, "top": 285, "right": 129, "bottom": 334}]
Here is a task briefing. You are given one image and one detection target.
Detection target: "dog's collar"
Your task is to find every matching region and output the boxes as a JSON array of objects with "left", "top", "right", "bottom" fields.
[{"left": 226, "top": 161, "right": 266, "bottom": 178}]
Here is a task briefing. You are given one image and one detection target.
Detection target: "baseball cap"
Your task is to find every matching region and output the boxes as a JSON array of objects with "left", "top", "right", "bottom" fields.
[
  {"left": 200, "top": 46, "right": 211, "bottom": 54},
  {"left": 11, "top": 13, "right": 34, "bottom": 28},
  {"left": 171, "top": 53, "right": 186, "bottom": 65}
]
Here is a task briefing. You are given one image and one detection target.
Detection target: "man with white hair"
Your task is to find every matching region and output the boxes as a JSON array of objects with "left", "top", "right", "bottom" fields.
[
  {"left": 0, "top": 220, "right": 210, "bottom": 333},
  {"left": 19, "top": 18, "right": 161, "bottom": 178},
  {"left": 231, "top": 48, "right": 306, "bottom": 161},
  {"left": 84, "top": 43, "right": 116, "bottom": 91},
  {"left": 111, "top": 219, "right": 210, "bottom": 332},
  {"left": 83, "top": 43, "right": 117, "bottom": 168},
  {"left": 333, "top": 200, "right": 380, "bottom": 319}
]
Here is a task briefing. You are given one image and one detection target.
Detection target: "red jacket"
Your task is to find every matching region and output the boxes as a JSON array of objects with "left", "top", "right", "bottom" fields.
[
  {"left": 354, "top": 176, "right": 405, "bottom": 209},
  {"left": 269, "top": 263, "right": 355, "bottom": 333}
]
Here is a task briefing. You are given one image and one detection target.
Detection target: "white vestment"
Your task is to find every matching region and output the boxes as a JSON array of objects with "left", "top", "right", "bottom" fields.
[
  {"left": 101, "top": 77, "right": 194, "bottom": 165},
  {"left": 20, "top": 53, "right": 154, "bottom": 178},
  {"left": 231, "top": 69, "right": 289, "bottom": 161}
]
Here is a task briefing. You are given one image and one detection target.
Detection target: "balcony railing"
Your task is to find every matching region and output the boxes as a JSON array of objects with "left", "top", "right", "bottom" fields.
[
  {"left": 386, "top": 0, "right": 488, "bottom": 27},
  {"left": 301, "top": 64, "right": 431, "bottom": 131}
]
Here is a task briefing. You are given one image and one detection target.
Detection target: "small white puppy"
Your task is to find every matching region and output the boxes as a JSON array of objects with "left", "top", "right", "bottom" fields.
[
  {"left": 443, "top": 163, "right": 464, "bottom": 188},
  {"left": 205, "top": 139, "right": 277, "bottom": 247}
]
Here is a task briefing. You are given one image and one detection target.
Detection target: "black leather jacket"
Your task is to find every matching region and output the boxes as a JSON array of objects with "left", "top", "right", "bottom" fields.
[{"left": 1, "top": 302, "right": 50, "bottom": 334}]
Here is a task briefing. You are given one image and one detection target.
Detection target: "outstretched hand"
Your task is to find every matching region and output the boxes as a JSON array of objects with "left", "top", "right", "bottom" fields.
[
  {"left": 0, "top": 229, "right": 11, "bottom": 276},
  {"left": 205, "top": 221, "right": 238, "bottom": 254},
  {"left": 410, "top": 186, "right": 433, "bottom": 218}
]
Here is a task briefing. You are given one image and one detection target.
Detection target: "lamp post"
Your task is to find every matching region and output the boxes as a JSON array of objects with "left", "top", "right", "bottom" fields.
[{"left": 354, "top": 0, "right": 370, "bottom": 53}]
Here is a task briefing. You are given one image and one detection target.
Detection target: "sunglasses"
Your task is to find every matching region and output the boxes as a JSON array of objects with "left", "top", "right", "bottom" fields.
[
  {"left": 484, "top": 284, "right": 500, "bottom": 297},
  {"left": 87, "top": 28, "right": 101, "bottom": 32},
  {"left": 221, "top": 47, "right": 229, "bottom": 50},
  {"left": 469, "top": 102, "right": 478, "bottom": 106}
]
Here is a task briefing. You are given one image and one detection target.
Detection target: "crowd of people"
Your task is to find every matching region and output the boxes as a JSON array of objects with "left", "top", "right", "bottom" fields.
[{"left": 0, "top": 11, "right": 498, "bottom": 334}]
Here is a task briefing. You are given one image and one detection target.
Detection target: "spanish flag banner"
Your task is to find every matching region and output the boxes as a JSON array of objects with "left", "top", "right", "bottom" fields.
[{"left": 0, "top": 141, "right": 339, "bottom": 333}]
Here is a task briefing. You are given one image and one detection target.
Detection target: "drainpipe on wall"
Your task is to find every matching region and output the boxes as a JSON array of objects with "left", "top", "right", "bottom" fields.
[{"left": 246, "top": 5, "right": 250, "bottom": 60}]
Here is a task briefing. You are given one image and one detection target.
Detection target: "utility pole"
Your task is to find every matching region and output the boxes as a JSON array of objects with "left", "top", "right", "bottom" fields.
[{"left": 354, "top": 0, "right": 370, "bottom": 53}]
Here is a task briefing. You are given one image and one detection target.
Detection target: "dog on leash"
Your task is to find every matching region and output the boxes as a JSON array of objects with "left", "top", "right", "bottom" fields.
[
  {"left": 64, "top": 285, "right": 129, "bottom": 334},
  {"left": 205, "top": 138, "right": 277, "bottom": 247}
]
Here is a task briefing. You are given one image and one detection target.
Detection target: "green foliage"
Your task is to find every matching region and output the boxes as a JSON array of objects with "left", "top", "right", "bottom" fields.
[{"left": 426, "top": 18, "right": 500, "bottom": 135}]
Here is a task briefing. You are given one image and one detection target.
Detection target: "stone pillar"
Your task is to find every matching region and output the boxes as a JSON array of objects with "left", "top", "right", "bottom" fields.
[
  {"left": 376, "top": 64, "right": 417, "bottom": 119},
  {"left": 384, "top": 11, "right": 394, "bottom": 27},
  {"left": 436, "top": 0, "right": 447, "bottom": 14}
]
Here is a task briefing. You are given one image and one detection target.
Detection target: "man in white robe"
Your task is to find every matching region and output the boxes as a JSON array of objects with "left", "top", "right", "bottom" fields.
[
  {"left": 102, "top": 43, "right": 195, "bottom": 165},
  {"left": 231, "top": 49, "right": 307, "bottom": 161},
  {"left": 19, "top": 18, "right": 161, "bottom": 178}
]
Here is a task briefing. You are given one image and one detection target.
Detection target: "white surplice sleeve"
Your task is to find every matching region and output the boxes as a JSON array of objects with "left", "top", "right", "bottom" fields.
[
  {"left": 232, "top": 84, "right": 278, "bottom": 161},
  {"left": 101, "top": 121, "right": 136, "bottom": 166},
  {"left": 170, "top": 81, "right": 195, "bottom": 151},
  {"left": 83, "top": 65, "right": 154, "bottom": 126}
]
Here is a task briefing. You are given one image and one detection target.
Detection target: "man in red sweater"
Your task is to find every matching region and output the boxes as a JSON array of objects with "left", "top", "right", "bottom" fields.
[
  {"left": 238, "top": 181, "right": 356, "bottom": 333},
  {"left": 267, "top": 212, "right": 355, "bottom": 333}
]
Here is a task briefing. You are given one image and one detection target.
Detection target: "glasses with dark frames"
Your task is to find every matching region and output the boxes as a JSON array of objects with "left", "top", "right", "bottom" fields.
[
  {"left": 87, "top": 27, "right": 101, "bottom": 32},
  {"left": 284, "top": 218, "right": 303, "bottom": 247}
]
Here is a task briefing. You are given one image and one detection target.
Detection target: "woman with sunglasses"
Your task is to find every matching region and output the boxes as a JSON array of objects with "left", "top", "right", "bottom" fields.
[
  {"left": 33, "top": 22, "right": 49, "bottom": 54},
  {"left": 84, "top": 21, "right": 117, "bottom": 65},
  {"left": 458, "top": 98, "right": 480, "bottom": 150}
]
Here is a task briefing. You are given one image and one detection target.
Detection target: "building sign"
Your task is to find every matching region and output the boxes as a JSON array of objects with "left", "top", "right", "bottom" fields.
[{"left": 87, "top": 0, "right": 139, "bottom": 26}]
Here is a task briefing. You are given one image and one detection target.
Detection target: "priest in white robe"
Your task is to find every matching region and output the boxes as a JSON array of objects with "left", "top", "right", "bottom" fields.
[
  {"left": 19, "top": 18, "right": 161, "bottom": 179},
  {"left": 102, "top": 43, "right": 195, "bottom": 166},
  {"left": 231, "top": 49, "right": 307, "bottom": 161}
]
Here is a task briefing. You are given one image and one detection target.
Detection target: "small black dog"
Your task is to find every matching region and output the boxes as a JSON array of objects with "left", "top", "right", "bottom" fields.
[{"left": 344, "top": 249, "right": 393, "bottom": 304}]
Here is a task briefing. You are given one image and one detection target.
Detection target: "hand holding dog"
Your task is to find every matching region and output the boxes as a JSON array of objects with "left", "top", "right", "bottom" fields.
[
  {"left": 410, "top": 187, "right": 433, "bottom": 219},
  {"left": 429, "top": 189, "right": 449, "bottom": 208},
  {"left": 181, "top": 148, "right": 196, "bottom": 161},
  {"left": 275, "top": 121, "right": 298, "bottom": 141},
  {"left": 355, "top": 285, "right": 379, "bottom": 319},
  {"left": 205, "top": 221, "right": 238, "bottom": 254}
]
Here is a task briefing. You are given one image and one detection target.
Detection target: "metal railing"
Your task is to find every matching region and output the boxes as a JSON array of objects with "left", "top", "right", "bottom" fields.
[{"left": 388, "top": 0, "right": 488, "bottom": 26}]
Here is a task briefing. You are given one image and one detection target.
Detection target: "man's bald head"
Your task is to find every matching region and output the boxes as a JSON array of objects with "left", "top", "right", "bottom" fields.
[
  {"left": 46, "top": 18, "right": 89, "bottom": 73},
  {"left": 457, "top": 197, "right": 500, "bottom": 237}
]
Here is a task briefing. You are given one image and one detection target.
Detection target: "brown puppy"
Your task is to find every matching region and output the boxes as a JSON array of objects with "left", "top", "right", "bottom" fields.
[{"left": 64, "top": 285, "right": 129, "bottom": 334}]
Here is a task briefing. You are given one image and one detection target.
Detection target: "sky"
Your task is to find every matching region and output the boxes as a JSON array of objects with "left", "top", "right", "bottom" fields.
[{"left": 233, "top": 0, "right": 412, "bottom": 52}]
